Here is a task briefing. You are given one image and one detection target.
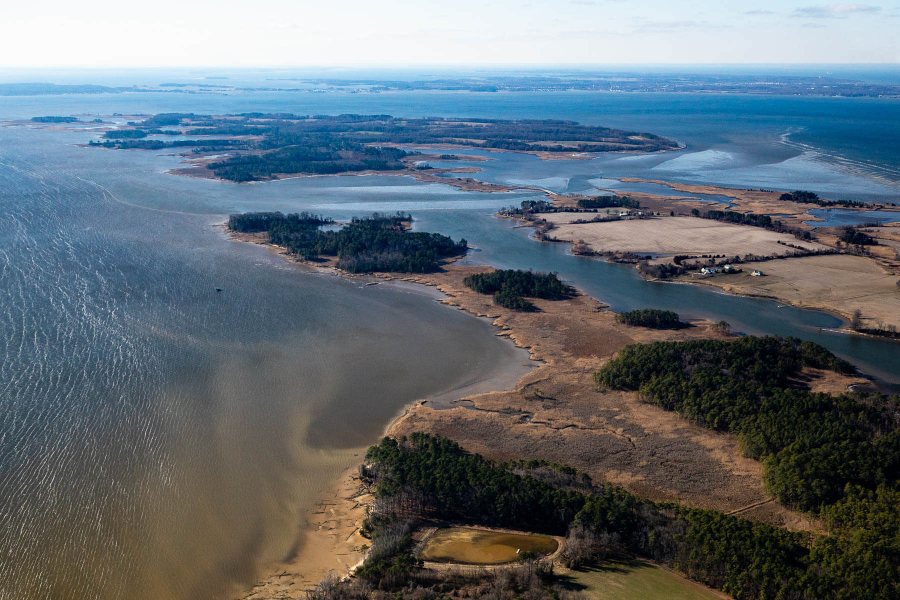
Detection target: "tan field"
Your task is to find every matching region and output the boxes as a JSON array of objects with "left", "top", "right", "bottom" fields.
[
  {"left": 567, "top": 560, "right": 729, "bottom": 600},
  {"left": 694, "top": 254, "right": 900, "bottom": 330},
  {"left": 539, "top": 215, "right": 825, "bottom": 257}
]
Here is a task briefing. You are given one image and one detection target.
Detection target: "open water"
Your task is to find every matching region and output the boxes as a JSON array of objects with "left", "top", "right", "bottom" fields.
[{"left": 1, "top": 75, "right": 899, "bottom": 599}]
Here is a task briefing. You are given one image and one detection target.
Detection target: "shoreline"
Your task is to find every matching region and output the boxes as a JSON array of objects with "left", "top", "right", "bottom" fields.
[
  {"left": 524, "top": 217, "right": 900, "bottom": 349},
  {"left": 223, "top": 231, "right": 539, "bottom": 600},
  {"left": 224, "top": 216, "right": 876, "bottom": 598},
  {"left": 222, "top": 171, "right": 896, "bottom": 597},
  {"left": 508, "top": 181, "right": 900, "bottom": 339}
]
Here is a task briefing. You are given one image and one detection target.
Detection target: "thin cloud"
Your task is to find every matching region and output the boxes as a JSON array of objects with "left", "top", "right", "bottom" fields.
[
  {"left": 792, "top": 4, "right": 881, "bottom": 17},
  {"left": 633, "top": 19, "right": 731, "bottom": 32},
  {"left": 802, "top": 22, "right": 828, "bottom": 26},
  {"left": 745, "top": 9, "right": 775, "bottom": 14}
]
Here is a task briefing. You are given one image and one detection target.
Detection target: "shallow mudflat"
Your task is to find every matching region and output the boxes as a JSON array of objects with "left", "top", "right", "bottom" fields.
[{"left": 421, "top": 528, "right": 559, "bottom": 565}]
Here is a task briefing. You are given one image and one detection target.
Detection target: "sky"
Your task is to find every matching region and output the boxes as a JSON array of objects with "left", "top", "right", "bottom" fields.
[{"left": 2, "top": 0, "right": 899, "bottom": 67}]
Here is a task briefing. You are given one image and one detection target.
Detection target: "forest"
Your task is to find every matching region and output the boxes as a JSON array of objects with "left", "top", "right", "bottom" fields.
[
  {"left": 346, "top": 433, "right": 900, "bottom": 600},
  {"left": 88, "top": 139, "right": 241, "bottom": 151},
  {"left": 89, "top": 113, "right": 679, "bottom": 182},
  {"left": 576, "top": 195, "right": 641, "bottom": 210},
  {"left": 208, "top": 143, "right": 408, "bottom": 182},
  {"left": 31, "top": 116, "right": 78, "bottom": 123},
  {"left": 226, "top": 211, "right": 467, "bottom": 273},
  {"left": 839, "top": 226, "right": 878, "bottom": 246},
  {"left": 226, "top": 211, "right": 332, "bottom": 232},
  {"left": 779, "top": 190, "right": 877, "bottom": 209},
  {"left": 691, "top": 208, "right": 812, "bottom": 240},
  {"left": 594, "top": 336, "right": 900, "bottom": 516},
  {"left": 102, "top": 129, "right": 181, "bottom": 139},
  {"left": 614, "top": 309, "right": 684, "bottom": 329},
  {"left": 463, "top": 269, "right": 571, "bottom": 310}
]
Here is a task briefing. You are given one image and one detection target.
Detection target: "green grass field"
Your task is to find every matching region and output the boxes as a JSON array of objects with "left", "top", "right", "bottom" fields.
[{"left": 562, "top": 560, "right": 728, "bottom": 600}]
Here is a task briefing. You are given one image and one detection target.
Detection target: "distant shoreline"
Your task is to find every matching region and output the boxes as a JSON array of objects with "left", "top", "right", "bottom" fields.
[{"left": 4, "top": 75, "right": 900, "bottom": 98}]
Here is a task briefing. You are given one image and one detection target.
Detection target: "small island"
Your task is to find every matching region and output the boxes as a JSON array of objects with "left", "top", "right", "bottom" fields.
[
  {"left": 79, "top": 112, "right": 679, "bottom": 183},
  {"left": 227, "top": 211, "right": 467, "bottom": 273}
]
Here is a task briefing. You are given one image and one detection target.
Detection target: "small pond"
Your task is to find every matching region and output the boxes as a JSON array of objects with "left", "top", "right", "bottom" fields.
[{"left": 420, "top": 527, "right": 559, "bottom": 565}]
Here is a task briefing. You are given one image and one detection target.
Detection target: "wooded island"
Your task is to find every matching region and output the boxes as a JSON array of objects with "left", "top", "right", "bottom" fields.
[{"left": 87, "top": 112, "right": 679, "bottom": 182}]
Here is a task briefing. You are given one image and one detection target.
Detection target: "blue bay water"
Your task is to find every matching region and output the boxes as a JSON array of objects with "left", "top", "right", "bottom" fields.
[
  {"left": 0, "top": 126, "right": 530, "bottom": 599},
  {"left": 0, "top": 84, "right": 899, "bottom": 599}
]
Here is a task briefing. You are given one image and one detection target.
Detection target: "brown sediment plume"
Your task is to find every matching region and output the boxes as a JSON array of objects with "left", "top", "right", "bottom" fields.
[
  {"left": 228, "top": 247, "right": 868, "bottom": 598},
  {"left": 242, "top": 467, "right": 371, "bottom": 600}
]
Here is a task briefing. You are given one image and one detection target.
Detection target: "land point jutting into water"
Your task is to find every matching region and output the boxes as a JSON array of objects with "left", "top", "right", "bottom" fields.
[
  {"left": 6, "top": 101, "right": 900, "bottom": 600},
  {"left": 34, "top": 110, "right": 898, "bottom": 336},
  {"left": 54, "top": 109, "right": 900, "bottom": 598},
  {"left": 224, "top": 202, "right": 900, "bottom": 600}
]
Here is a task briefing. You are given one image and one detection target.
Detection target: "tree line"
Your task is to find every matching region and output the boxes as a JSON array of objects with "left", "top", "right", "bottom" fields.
[
  {"left": 577, "top": 195, "right": 641, "bottom": 210},
  {"left": 227, "top": 211, "right": 332, "bottom": 232},
  {"left": 227, "top": 211, "right": 467, "bottom": 273},
  {"left": 102, "top": 128, "right": 181, "bottom": 139},
  {"left": 209, "top": 143, "right": 408, "bottom": 182},
  {"left": 780, "top": 190, "right": 876, "bottom": 209},
  {"left": 31, "top": 116, "right": 78, "bottom": 123},
  {"left": 463, "top": 269, "right": 571, "bottom": 311},
  {"left": 594, "top": 336, "right": 900, "bottom": 515},
  {"left": 691, "top": 207, "right": 812, "bottom": 241},
  {"left": 615, "top": 309, "right": 684, "bottom": 329},
  {"left": 357, "top": 432, "right": 900, "bottom": 599},
  {"left": 90, "top": 139, "right": 243, "bottom": 151}
]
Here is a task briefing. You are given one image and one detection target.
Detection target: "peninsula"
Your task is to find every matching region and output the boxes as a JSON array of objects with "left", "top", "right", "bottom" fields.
[
  {"left": 75, "top": 112, "right": 678, "bottom": 183},
  {"left": 508, "top": 182, "right": 900, "bottom": 336},
  {"left": 17, "top": 110, "right": 900, "bottom": 598},
  {"left": 225, "top": 208, "right": 900, "bottom": 600}
]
